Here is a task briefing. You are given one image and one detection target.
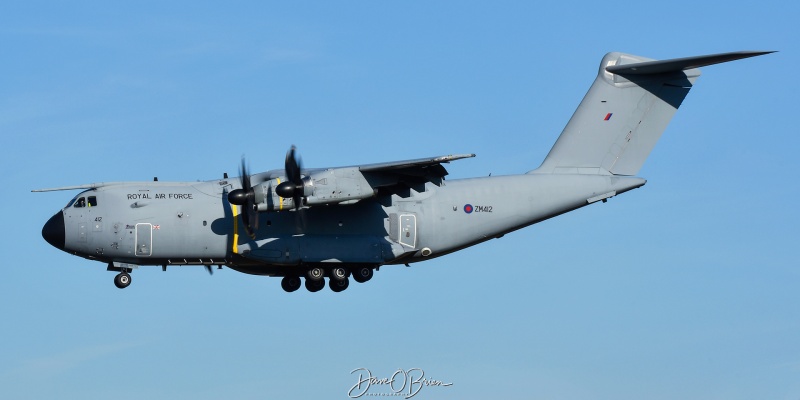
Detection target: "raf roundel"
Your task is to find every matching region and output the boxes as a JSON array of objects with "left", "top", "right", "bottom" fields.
[{"left": 464, "top": 204, "right": 473, "bottom": 214}]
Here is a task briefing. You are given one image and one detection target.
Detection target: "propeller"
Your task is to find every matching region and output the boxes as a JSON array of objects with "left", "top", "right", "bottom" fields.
[
  {"left": 275, "top": 145, "right": 305, "bottom": 209},
  {"left": 227, "top": 157, "right": 258, "bottom": 239}
]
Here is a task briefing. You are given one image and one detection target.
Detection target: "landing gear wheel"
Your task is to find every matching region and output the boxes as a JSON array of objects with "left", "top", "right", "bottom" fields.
[
  {"left": 281, "top": 276, "right": 302, "bottom": 292},
  {"left": 114, "top": 272, "right": 131, "bottom": 289},
  {"left": 305, "top": 278, "right": 325, "bottom": 292},
  {"left": 329, "top": 277, "right": 349, "bottom": 292},
  {"left": 307, "top": 267, "right": 324, "bottom": 281},
  {"left": 352, "top": 266, "right": 373, "bottom": 283},
  {"left": 331, "top": 267, "right": 348, "bottom": 281}
]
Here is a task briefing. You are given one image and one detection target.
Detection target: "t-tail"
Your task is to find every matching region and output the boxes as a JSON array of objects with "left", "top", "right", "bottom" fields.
[{"left": 532, "top": 51, "right": 773, "bottom": 176}]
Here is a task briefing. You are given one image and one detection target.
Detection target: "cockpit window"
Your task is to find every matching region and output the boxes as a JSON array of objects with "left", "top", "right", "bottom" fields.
[{"left": 67, "top": 192, "right": 98, "bottom": 209}]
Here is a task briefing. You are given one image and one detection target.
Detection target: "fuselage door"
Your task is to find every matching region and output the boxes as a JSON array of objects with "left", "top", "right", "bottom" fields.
[
  {"left": 135, "top": 223, "right": 152, "bottom": 256},
  {"left": 399, "top": 214, "right": 417, "bottom": 249}
]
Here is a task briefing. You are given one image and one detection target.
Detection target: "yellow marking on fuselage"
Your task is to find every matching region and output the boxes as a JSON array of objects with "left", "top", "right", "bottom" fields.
[{"left": 231, "top": 204, "right": 239, "bottom": 254}]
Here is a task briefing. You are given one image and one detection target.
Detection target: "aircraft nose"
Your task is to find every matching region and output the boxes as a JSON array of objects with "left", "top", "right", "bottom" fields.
[{"left": 42, "top": 210, "right": 65, "bottom": 250}]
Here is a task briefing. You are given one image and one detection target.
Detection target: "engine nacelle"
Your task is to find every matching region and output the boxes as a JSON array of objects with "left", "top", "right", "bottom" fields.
[
  {"left": 254, "top": 167, "right": 375, "bottom": 211},
  {"left": 253, "top": 180, "right": 296, "bottom": 211},
  {"left": 305, "top": 167, "right": 376, "bottom": 206}
]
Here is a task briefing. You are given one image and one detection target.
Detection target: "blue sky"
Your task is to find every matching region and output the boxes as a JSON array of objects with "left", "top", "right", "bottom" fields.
[{"left": 2, "top": 1, "right": 798, "bottom": 399}]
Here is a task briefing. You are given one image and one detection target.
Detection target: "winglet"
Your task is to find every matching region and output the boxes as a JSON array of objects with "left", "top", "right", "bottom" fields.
[{"left": 606, "top": 51, "right": 775, "bottom": 75}]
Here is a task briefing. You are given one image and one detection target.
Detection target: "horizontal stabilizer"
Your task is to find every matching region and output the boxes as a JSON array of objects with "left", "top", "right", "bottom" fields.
[{"left": 606, "top": 51, "right": 775, "bottom": 75}]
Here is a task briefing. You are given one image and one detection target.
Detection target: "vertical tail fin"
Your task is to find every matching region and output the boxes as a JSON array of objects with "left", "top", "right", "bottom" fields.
[{"left": 533, "top": 51, "right": 773, "bottom": 176}]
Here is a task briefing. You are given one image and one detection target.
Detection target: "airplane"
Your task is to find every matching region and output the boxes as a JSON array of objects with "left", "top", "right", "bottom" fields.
[{"left": 34, "top": 50, "right": 772, "bottom": 292}]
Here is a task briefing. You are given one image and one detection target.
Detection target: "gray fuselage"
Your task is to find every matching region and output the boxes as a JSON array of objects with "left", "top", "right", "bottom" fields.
[{"left": 48, "top": 172, "right": 645, "bottom": 276}]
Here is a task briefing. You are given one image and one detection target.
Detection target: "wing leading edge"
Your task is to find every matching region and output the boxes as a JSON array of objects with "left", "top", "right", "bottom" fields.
[
  {"left": 358, "top": 153, "right": 476, "bottom": 173},
  {"left": 358, "top": 153, "right": 476, "bottom": 189}
]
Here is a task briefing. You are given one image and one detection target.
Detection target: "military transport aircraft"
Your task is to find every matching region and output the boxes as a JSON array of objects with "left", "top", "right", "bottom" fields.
[{"left": 35, "top": 50, "right": 772, "bottom": 292}]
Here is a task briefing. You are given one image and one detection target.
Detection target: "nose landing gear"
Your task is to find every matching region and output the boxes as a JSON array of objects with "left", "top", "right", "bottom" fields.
[{"left": 113, "top": 272, "right": 131, "bottom": 289}]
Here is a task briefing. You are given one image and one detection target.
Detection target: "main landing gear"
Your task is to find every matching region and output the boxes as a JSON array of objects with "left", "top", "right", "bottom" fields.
[
  {"left": 329, "top": 276, "right": 349, "bottom": 292},
  {"left": 281, "top": 265, "right": 375, "bottom": 293},
  {"left": 281, "top": 276, "right": 302, "bottom": 292},
  {"left": 114, "top": 272, "right": 131, "bottom": 289},
  {"left": 352, "top": 266, "right": 373, "bottom": 283},
  {"left": 304, "top": 278, "right": 325, "bottom": 292}
]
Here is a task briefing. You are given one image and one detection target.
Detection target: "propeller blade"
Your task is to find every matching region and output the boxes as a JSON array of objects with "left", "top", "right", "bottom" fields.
[
  {"left": 240, "top": 157, "right": 251, "bottom": 191},
  {"left": 231, "top": 156, "right": 258, "bottom": 239},
  {"left": 285, "top": 145, "right": 302, "bottom": 185},
  {"left": 275, "top": 145, "right": 306, "bottom": 209},
  {"left": 205, "top": 265, "right": 213, "bottom": 275},
  {"left": 293, "top": 193, "right": 302, "bottom": 210}
]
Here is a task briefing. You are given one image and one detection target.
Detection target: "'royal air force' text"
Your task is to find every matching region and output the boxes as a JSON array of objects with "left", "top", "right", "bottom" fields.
[{"left": 127, "top": 193, "right": 193, "bottom": 200}]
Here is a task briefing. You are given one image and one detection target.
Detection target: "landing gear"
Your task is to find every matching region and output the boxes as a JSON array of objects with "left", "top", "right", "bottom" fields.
[
  {"left": 305, "top": 278, "right": 325, "bottom": 292},
  {"left": 331, "top": 267, "right": 348, "bottom": 280},
  {"left": 330, "top": 266, "right": 349, "bottom": 292},
  {"left": 281, "top": 276, "right": 302, "bottom": 292},
  {"left": 299, "top": 265, "right": 373, "bottom": 292},
  {"left": 114, "top": 272, "right": 131, "bottom": 289},
  {"left": 352, "top": 266, "right": 373, "bottom": 283},
  {"left": 307, "top": 267, "right": 324, "bottom": 281},
  {"left": 329, "top": 276, "right": 349, "bottom": 292}
]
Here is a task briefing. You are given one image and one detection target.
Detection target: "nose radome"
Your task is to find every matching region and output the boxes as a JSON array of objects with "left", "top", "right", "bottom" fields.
[{"left": 42, "top": 211, "right": 65, "bottom": 250}]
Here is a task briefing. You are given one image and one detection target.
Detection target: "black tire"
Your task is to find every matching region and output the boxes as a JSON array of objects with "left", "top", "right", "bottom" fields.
[
  {"left": 307, "top": 267, "right": 324, "bottom": 281},
  {"left": 281, "top": 276, "right": 301, "bottom": 292},
  {"left": 305, "top": 277, "right": 325, "bottom": 292},
  {"left": 114, "top": 272, "right": 131, "bottom": 289},
  {"left": 329, "top": 277, "right": 349, "bottom": 292},
  {"left": 331, "top": 267, "right": 347, "bottom": 281},
  {"left": 352, "top": 266, "right": 373, "bottom": 283}
]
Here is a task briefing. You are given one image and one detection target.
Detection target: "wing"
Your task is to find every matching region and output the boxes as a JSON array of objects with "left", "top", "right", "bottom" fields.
[
  {"left": 242, "top": 153, "right": 476, "bottom": 210},
  {"left": 358, "top": 153, "right": 475, "bottom": 189},
  {"left": 357, "top": 153, "right": 476, "bottom": 172}
]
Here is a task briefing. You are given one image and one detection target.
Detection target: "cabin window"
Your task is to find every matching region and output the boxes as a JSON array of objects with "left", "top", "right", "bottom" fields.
[
  {"left": 88, "top": 196, "right": 98, "bottom": 207},
  {"left": 74, "top": 197, "right": 86, "bottom": 208}
]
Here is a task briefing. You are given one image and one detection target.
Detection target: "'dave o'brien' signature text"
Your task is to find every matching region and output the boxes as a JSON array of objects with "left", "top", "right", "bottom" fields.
[{"left": 348, "top": 367, "right": 453, "bottom": 399}]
